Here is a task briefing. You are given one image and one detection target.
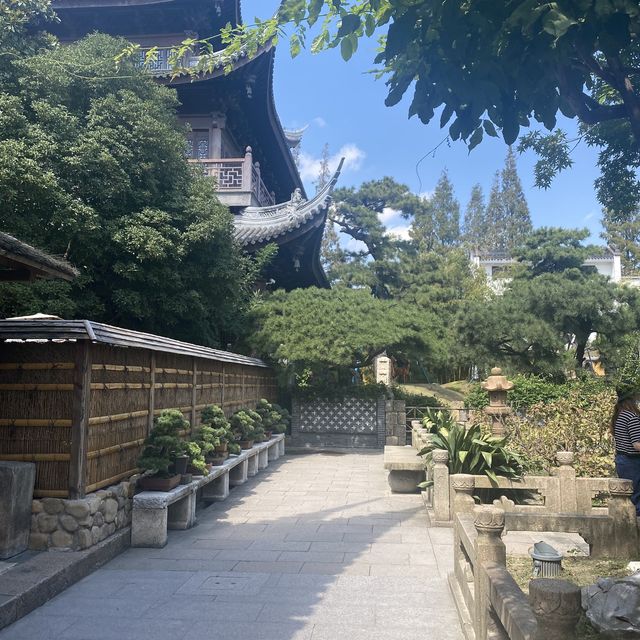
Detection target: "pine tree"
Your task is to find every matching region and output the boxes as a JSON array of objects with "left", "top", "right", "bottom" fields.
[
  {"left": 501, "top": 147, "right": 532, "bottom": 250},
  {"left": 314, "top": 143, "right": 331, "bottom": 192},
  {"left": 463, "top": 184, "right": 486, "bottom": 248},
  {"left": 603, "top": 207, "right": 640, "bottom": 274},
  {"left": 411, "top": 170, "right": 460, "bottom": 249},
  {"left": 483, "top": 150, "right": 532, "bottom": 252},
  {"left": 484, "top": 172, "right": 506, "bottom": 252}
]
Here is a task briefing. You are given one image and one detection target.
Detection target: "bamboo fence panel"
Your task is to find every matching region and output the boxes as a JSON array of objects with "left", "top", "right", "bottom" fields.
[{"left": 0, "top": 339, "right": 276, "bottom": 498}]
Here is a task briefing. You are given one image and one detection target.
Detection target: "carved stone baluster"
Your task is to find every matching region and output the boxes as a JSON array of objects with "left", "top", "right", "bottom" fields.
[
  {"left": 555, "top": 451, "right": 577, "bottom": 513},
  {"left": 432, "top": 449, "right": 450, "bottom": 522},
  {"left": 608, "top": 478, "right": 639, "bottom": 557},
  {"left": 473, "top": 506, "right": 506, "bottom": 640},
  {"left": 529, "top": 578, "right": 581, "bottom": 640},
  {"left": 451, "top": 474, "right": 475, "bottom": 516}
]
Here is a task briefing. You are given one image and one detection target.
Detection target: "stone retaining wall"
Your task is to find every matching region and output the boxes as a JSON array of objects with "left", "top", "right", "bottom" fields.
[
  {"left": 30, "top": 477, "right": 138, "bottom": 551},
  {"left": 290, "top": 397, "right": 405, "bottom": 449}
]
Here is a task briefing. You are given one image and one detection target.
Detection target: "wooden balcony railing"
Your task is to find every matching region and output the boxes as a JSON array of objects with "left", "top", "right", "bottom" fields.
[{"left": 189, "top": 147, "right": 275, "bottom": 207}]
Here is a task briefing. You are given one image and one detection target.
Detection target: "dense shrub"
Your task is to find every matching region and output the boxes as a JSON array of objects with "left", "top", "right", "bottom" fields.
[
  {"left": 472, "top": 380, "right": 616, "bottom": 477},
  {"left": 392, "top": 387, "right": 440, "bottom": 407},
  {"left": 465, "top": 375, "right": 608, "bottom": 412}
]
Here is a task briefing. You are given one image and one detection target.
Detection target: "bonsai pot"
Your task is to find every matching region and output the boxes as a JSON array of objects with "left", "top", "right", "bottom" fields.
[
  {"left": 214, "top": 443, "right": 228, "bottom": 454},
  {"left": 239, "top": 440, "right": 254, "bottom": 450},
  {"left": 174, "top": 455, "right": 189, "bottom": 475},
  {"left": 180, "top": 473, "right": 193, "bottom": 485},
  {"left": 264, "top": 430, "right": 273, "bottom": 439},
  {"left": 208, "top": 455, "right": 228, "bottom": 466},
  {"left": 139, "top": 474, "right": 181, "bottom": 492},
  {"left": 187, "top": 465, "right": 205, "bottom": 476}
]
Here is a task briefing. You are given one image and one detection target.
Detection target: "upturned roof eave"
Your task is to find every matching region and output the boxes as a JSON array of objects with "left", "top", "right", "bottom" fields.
[{"left": 233, "top": 158, "right": 343, "bottom": 247}]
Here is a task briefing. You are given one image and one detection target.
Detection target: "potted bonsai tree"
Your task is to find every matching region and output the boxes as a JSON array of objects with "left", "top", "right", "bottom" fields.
[
  {"left": 201, "top": 405, "right": 232, "bottom": 458},
  {"left": 272, "top": 403, "right": 291, "bottom": 434},
  {"left": 255, "top": 399, "right": 290, "bottom": 438},
  {"left": 183, "top": 440, "right": 208, "bottom": 477},
  {"left": 137, "top": 409, "right": 185, "bottom": 491},
  {"left": 230, "top": 410, "right": 263, "bottom": 449}
]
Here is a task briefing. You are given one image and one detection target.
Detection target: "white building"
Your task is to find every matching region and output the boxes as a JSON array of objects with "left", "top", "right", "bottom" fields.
[{"left": 469, "top": 247, "right": 634, "bottom": 293}]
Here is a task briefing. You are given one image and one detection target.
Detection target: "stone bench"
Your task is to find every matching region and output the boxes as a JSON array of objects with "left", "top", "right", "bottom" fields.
[
  {"left": 383, "top": 445, "right": 425, "bottom": 493},
  {"left": 132, "top": 434, "right": 285, "bottom": 547}
]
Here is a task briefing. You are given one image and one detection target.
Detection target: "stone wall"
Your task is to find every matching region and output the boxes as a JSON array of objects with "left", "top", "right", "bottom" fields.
[
  {"left": 29, "top": 476, "right": 138, "bottom": 551},
  {"left": 290, "top": 397, "right": 405, "bottom": 449}
]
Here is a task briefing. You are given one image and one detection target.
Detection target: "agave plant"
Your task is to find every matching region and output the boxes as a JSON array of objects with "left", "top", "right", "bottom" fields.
[{"left": 418, "top": 422, "right": 524, "bottom": 486}]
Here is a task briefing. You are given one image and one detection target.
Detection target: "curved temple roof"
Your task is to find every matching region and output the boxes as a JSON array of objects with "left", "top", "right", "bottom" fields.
[
  {"left": 283, "top": 125, "right": 308, "bottom": 149},
  {"left": 233, "top": 159, "right": 344, "bottom": 247}
]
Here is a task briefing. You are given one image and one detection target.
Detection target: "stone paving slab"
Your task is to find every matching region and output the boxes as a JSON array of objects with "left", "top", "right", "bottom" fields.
[{"left": 0, "top": 452, "right": 462, "bottom": 640}]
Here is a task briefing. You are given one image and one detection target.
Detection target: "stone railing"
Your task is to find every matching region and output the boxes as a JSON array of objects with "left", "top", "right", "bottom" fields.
[
  {"left": 189, "top": 147, "right": 275, "bottom": 207},
  {"left": 452, "top": 505, "right": 583, "bottom": 640},
  {"left": 411, "top": 424, "right": 626, "bottom": 526}
]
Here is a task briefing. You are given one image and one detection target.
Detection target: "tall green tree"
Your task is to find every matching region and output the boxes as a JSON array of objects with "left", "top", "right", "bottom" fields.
[
  {"left": 0, "top": 33, "right": 261, "bottom": 347},
  {"left": 602, "top": 207, "right": 640, "bottom": 274},
  {"left": 411, "top": 170, "right": 460, "bottom": 249},
  {"left": 483, "top": 151, "right": 531, "bottom": 252},
  {"left": 501, "top": 148, "right": 532, "bottom": 248},
  {"left": 459, "top": 228, "right": 636, "bottom": 372},
  {"left": 463, "top": 184, "right": 486, "bottom": 248},
  {"left": 249, "top": 287, "right": 440, "bottom": 386}
]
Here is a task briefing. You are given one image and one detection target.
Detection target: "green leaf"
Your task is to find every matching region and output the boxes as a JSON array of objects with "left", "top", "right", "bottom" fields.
[
  {"left": 337, "top": 14, "right": 361, "bottom": 37},
  {"left": 482, "top": 120, "right": 498, "bottom": 138},
  {"left": 340, "top": 35, "right": 354, "bottom": 60},
  {"left": 468, "top": 126, "right": 483, "bottom": 152}
]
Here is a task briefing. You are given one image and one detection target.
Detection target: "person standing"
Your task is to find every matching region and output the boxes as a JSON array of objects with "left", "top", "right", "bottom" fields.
[{"left": 612, "top": 387, "right": 640, "bottom": 516}]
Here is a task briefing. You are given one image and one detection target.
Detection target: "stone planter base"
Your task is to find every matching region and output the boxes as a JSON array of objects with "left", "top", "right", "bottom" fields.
[{"left": 388, "top": 470, "right": 423, "bottom": 494}]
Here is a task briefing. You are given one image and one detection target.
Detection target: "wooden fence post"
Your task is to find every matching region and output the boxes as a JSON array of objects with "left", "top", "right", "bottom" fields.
[
  {"left": 221, "top": 363, "right": 226, "bottom": 410},
  {"left": 69, "top": 341, "right": 92, "bottom": 499},
  {"left": 191, "top": 358, "right": 198, "bottom": 429},
  {"left": 148, "top": 352, "right": 156, "bottom": 435}
]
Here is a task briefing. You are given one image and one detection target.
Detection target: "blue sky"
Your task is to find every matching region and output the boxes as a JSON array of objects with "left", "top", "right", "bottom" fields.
[{"left": 243, "top": 1, "right": 604, "bottom": 244}]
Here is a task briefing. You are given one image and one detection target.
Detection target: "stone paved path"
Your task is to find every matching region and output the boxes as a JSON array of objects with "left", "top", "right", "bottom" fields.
[{"left": 0, "top": 452, "right": 463, "bottom": 640}]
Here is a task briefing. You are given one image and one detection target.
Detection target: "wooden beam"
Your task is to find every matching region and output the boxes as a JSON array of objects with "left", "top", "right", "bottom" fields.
[
  {"left": 69, "top": 341, "right": 91, "bottom": 499},
  {"left": 191, "top": 357, "right": 198, "bottom": 429}
]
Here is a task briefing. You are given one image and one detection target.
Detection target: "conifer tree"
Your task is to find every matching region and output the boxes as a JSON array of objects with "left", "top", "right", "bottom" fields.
[
  {"left": 483, "top": 150, "right": 531, "bottom": 252},
  {"left": 411, "top": 170, "right": 460, "bottom": 249},
  {"left": 602, "top": 208, "right": 640, "bottom": 274},
  {"left": 463, "top": 184, "right": 486, "bottom": 248},
  {"left": 484, "top": 172, "right": 505, "bottom": 251},
  {"left": 501, "top": 147, "right": 532, "bottom": 250}
]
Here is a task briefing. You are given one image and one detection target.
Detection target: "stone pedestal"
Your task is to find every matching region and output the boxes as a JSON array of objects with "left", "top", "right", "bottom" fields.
[
  {"left": 0, "top": 462, "right": 36, "bottom": 559},
  {"left": 530, "top": 578, "right": 581, "bottom": 640},
  {"left": 167, "top": 492, "right": 196, "bottom": 530},
  {"left": 258, "top": 448, "right": 269, "bottom": 470},
  {"left": 132, "top": 507, "right": 168, "bottom": 548},
  {"left": 247, "top": 453, "right": 258, "bottom": 477},
  {"left": 229, "top": 459, "right": 248, "bottom": 487}
]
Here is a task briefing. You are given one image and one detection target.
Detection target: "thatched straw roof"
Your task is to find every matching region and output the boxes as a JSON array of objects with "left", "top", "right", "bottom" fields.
[{"left": 0, "top": 232, "right": 79, "bottom": 282}]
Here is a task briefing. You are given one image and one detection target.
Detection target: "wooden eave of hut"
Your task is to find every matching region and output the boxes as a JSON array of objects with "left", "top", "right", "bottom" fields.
[{"left": 0, "top": 232, "right": 79, "bottom": 282}]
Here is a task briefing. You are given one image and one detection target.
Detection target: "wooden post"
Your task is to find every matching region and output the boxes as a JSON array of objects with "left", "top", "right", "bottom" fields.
[
  {"left": 69, "top": 341, "right": 92, "bottom": 499},
  {"left": 221, "top": 362, "right": 226, "bottom": 409},
  {"left": 191, "top": 358, "right": 198, "bottom": 429},
  {"left": 241, "top": 368, "right": 246, "bottom": 404},
  {"left": 148, "top": 352, "right": 156, "bottom": 435}
]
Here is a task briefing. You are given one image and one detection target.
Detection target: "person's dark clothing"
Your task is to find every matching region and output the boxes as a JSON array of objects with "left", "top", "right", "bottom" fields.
[{"left": 614, "top": 409, "right": 640, "bottom": 516}]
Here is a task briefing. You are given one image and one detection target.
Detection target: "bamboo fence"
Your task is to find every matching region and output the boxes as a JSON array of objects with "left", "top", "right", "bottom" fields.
[{"left": 0, "top": 322, "right": 276, "bottom": 498}]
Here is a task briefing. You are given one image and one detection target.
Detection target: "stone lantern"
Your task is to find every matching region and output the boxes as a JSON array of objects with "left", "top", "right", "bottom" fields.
[{"left": 481, "top": 367, "right": 513, "bottom": 437}]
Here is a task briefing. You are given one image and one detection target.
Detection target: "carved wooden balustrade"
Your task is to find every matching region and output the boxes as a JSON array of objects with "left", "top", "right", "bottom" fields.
[{"left": 189, "top": 147, "right": 275, "bottom": 207}]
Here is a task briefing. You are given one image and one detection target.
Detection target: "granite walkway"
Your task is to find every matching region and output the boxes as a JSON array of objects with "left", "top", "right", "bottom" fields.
[{"left": 0, "top": 452, "right": 462, "bottom": 640}]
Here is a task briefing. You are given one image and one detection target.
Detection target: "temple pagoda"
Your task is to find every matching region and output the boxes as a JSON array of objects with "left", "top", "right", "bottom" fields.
[{"left": 49, "top": 0, "right": 340, "bottom": 289}]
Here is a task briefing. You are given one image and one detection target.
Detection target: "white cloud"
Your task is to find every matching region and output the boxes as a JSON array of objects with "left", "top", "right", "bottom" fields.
[
  {"left": 313, "top": 116, "right": 327, "bottom": 128},
  {"left": 583, "top": 211, "right": 597, "bottom": 222},
  {"left": 298, "top": 143, "right": 366, "bottom": 181},
  {"left": 418, "top": 190, "right": 433, "bottom": 201},
  {"left": 385, "top": 225, "right": 411, "bottom": 240},
  {"left": 379, "top": 207, "right": 400, "bottom": 224}
]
